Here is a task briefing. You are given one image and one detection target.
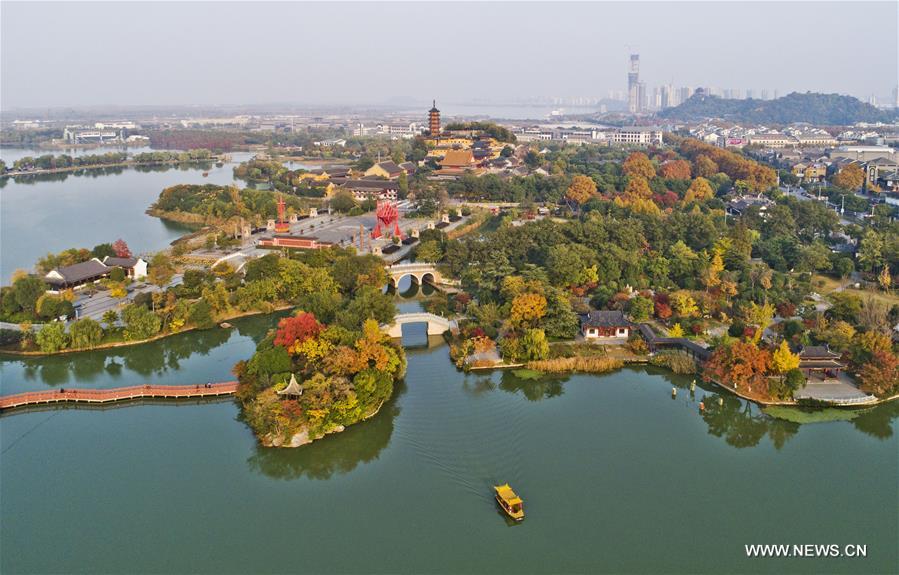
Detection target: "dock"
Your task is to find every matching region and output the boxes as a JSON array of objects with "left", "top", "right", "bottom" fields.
[{"left": 0, "top": 382, "right": 239, "bottom": 411}]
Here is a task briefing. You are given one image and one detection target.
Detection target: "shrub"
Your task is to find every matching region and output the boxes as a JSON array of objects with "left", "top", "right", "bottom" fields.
[
  {"left": 649, "top": 351, "right": 697, "bottom": 374},
  {"left": 0, "top": 328, "right": 23, "bottom": 347},
  {"left": 526, "top": 356, "right": 623, "bottom": 374}
]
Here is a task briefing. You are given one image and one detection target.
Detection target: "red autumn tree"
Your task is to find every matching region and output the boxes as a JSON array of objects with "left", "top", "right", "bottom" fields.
[
  {"left": 660, "top": 159, "right": 692, "bottom": 180},
  {"left": 112, "top": 239, "right": 132, "bottom": 258},
  {"left": 654, "top": 302, "right": 672, "bottom": 320},
  {"left": 274, "top": 312, "right": 323, "bottom": 352},
  {"left": 704, "top": 340, "right": 771, "bottom": 394},
  {"left": 857, "top": 350, "right": 899, "bottom": 397}
]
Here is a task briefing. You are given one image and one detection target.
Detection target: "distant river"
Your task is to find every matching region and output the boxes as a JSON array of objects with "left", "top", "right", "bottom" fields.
[
  {"left": 0, "top": 148, "right": 319, "bottom": 283},
  {"left": 1, "top": 290, "right": 897, "bottom": 574}
]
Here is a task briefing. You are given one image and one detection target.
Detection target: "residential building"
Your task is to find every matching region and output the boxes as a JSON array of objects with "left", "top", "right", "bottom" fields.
[
  {"left": 45, "top": 259, "right": 111, "bottom": 291},
  {"left": 581, "top": 310, "right": 632, "bottom": 341},
  {"left": 607, "top": 126, "right": 663, "bottom": 146},
  {"left": 795, "top": 134, "right": 837, "bottom": 147},
  {"left": 747, "top": 133, "right": 795, "bottom": 148},
  {"left": 726, "top": 194, "right": 774, "bottom": 217},
  {"left": 102, "top": 256, "right": 148, "bottom": 280},
  {"left": 339, "top": 180, "right": 399, "bottom": 202},
  {"left": 830, "top": 146, "right": 895, "bottom": 162},
  {"left": 792, "top": 162, "right": 828, "bottom": 182}
]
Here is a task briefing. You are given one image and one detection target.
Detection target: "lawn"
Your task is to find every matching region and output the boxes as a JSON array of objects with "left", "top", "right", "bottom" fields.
[{"left": 810, "top": 274, "right": 899, "bottom": 307}]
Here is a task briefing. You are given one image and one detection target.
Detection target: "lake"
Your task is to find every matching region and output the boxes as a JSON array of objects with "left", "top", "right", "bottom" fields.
[
  {"left": 0, "top": 148, "right": 320, "bottom": 283},
  {"left": 1, "top": 299, "right": 896, "bottom": 574}
]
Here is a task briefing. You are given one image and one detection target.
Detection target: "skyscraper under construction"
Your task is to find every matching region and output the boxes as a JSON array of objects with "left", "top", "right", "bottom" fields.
[{"left": 627, "top": 54, "right": 643, "bottom": 114}]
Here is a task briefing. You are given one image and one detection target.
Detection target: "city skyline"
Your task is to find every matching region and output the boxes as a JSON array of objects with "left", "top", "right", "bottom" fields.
[{"left": 2, "top": 1, "right": 897, "bottom": 111}]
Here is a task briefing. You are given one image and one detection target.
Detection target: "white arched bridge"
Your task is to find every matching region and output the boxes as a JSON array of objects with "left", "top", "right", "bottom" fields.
[
  {"left": 381, "top": 312, "right": 458, "bottom": 338},
  {"left": 386, "top": 263, "right": 442, "bottom": 288}
]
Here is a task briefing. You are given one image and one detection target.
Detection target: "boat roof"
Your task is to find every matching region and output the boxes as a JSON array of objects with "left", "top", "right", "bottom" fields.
[{"left": 495, "top": 484, "right": 523, "bottom": 505}]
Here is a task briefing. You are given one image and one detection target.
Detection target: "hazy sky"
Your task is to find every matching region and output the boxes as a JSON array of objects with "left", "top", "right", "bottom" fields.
[{"left": 2, "top": 1, "right": 897, "bottom": 110}]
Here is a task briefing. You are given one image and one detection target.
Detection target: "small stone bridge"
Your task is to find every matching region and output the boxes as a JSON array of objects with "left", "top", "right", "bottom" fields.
[
  {"left": 386, "top": 263, "right": 441, "bottom": 288},
  {"left": 381, "top": 312, "right": 458, "bottom": 338}
]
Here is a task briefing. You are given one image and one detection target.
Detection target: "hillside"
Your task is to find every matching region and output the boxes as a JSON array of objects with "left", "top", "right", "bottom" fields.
[{"left": 658, "top": 92, "right": 897, "bottom": 125}]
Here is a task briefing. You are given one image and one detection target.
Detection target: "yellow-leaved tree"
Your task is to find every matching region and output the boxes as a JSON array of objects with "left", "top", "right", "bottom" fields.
[
  {"left": 510, "top": 293, "right": 548, "bottom": 327},
  {"left": 833, "top": 163, "right": 865, "bottom": 191},
  {"left": 683, "top": 177, "right": 715, "bottom": 203},
  {"left": 622, "top": 152, "right": 656, "bottom": 179},
  {"left": 565, "top": 175, "right": 597, "bottom": 207},
  {"left": 743, "top": 301, "right": 776, "bottom": 344},
  {"left": 770, "top": 340, "right": 800, "bottom": 376}
]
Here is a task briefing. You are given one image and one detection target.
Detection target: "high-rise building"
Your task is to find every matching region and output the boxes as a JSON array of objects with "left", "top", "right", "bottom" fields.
[
  {"left": 428, "top": 100, "right": 440, "bottom": 136},
  {"left": 627, "top": 54, "right": 641, "bottom": 113}
]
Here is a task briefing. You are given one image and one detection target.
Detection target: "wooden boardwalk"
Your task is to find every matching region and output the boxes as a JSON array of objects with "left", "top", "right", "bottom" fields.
[{"left": 0, "top": 382, "right": 239, "bottom": 411}]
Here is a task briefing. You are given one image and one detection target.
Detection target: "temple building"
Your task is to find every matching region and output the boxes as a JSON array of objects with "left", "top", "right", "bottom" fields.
[
  {"left": 438, "top": 149, "right": 479, "bottom": 176},
  {"left": 798, "top": 345, "right": 846, "bottom": 380},
  {"left": 364, "top": 160, "right": 413, "bottom": 180}
]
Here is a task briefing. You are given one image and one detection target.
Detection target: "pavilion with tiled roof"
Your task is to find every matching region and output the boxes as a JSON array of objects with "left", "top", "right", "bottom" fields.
[{"left": 798, "top": 345, "right": 846, "bottom": 380}]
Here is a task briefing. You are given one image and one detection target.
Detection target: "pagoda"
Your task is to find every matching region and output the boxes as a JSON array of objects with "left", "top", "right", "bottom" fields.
[{"left": 428, "top": 99, "right": 441, "bottom": 136}]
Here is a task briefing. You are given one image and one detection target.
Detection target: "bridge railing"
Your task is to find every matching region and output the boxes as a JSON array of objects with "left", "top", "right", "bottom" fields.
[{"left": 0, "top": 382, "right": 239, "bottom": 410}]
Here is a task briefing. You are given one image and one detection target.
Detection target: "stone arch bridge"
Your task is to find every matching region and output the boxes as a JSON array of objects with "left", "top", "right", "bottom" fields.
[
  {"left": 381, "top": 312, "right": 458, "bottom": 338},
  {"left": 386, "top": 263, "right": 441, "bottom": 288}
]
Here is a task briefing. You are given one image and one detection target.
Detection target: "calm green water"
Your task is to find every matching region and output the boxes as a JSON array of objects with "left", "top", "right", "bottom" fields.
[
  {"left": 0, "top": 148, "right": 321, "bottom": 283},
  {"left": 1, "top": 303, "right": 897, "bottom": 574}
]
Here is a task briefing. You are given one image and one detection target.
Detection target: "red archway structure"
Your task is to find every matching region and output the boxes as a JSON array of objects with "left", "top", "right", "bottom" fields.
[{"left": 372, "top": 200, "right": 402, "bottom": 239}]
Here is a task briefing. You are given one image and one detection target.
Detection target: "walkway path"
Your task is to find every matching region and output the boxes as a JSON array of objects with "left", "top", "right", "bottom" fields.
[
  {"left": 0, "top": 382, "right": 238, "bottom": 411},
  {"left": 794, "top": 375, "right": 877, "bottom": 405}
]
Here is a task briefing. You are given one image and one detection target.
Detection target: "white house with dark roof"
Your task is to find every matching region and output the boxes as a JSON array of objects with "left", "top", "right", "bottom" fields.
[
  {"left": 103, "top": 256, "right": 148, "bottom": 280},
  {"left": 581, "top": 310, "right": 632, "bottom": 341},
  {"left": 45, "top": 258, "right": 111, "bottom": 291}
]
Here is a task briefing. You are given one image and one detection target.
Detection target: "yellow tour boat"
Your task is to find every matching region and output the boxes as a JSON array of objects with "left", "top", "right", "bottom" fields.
[{"left": 494, "top": 484, "right": 524, "bottom": 521}]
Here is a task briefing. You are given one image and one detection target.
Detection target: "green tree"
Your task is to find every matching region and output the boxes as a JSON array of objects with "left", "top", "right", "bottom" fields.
[
  {"left": 521, "top": 328, "right": 550, "bottom": 361},
  {"left": 102, "top": 309, "right": 119, "bottom": 329},
  {"left": 12, "top": 276, "right": 47, "bottom": 316},
  {"left": 189, "top": 299, "right": 215, "bottom": 329},
  {"left": 148, "top": 253, "right": 175, "bottom": 289},
  {"left": 329, "top": 190, "right": 357, "bottom": 213},
  {"left": 69, "top": 318, "right": 103, "bottom": 349},
  {"left": 91, "top": 243, "right": 116, "bottom": 259},
  {"left": 35, "top": 322, "right": 69, "bottom": 353},
  {"left": 121, "top": 304, "right": 162, "bottom": 341},
  {"left": 336, "top": 286, "right": 397, "bottom": 331},
  {"left": 415, "top": 240, "right": 444, "bottom": 263},
  {"left": 857, "top": 230, "right": 884, "bottom": 273},
  {"left": 628, "top": 296, "right": 654, "bottom": 322},
  {"left": 37, "top": 295, "right": 74, "bottom": 321}
]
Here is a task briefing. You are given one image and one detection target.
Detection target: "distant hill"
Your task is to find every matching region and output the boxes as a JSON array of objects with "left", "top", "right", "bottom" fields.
[{"left": 657, "top": 92, "right": 897, "bottom": 125}]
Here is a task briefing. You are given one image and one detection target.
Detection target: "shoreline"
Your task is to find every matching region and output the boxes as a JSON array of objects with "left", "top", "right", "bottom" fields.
[
  {"left": 463, "top": 356, "right": 899, "bottom": 409},
  {"left": 1, "top": 157, "right": 224, "bottom": 179},
  {"left": 0, "top": 305, "right": 292, "bottom": 358}
]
